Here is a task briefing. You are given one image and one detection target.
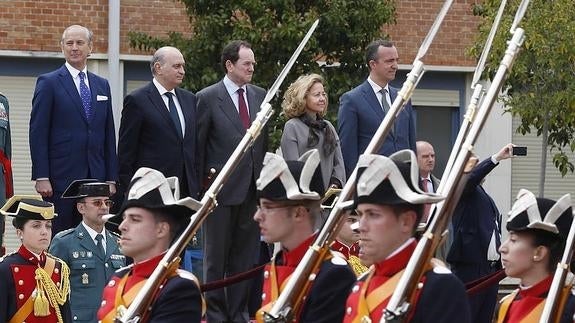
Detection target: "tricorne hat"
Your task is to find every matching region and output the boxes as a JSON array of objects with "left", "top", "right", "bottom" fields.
[
  {"left": 507, "top": 189, "right": 572, "bottom": 239},
  {"left": 354, "top": 149, "right": 444, "bottom": 206},
  {"left": 256, "top": 149, "right": 324, "bottom": 201},
  {"left": 0, "top": 195, "right": 57, "bottom": 220},
  {"left": 107, "top": 167, "right": 201, "bottom": 224},
  {"left": 61, "top": 179, "right": 111, "bottom": 199}
]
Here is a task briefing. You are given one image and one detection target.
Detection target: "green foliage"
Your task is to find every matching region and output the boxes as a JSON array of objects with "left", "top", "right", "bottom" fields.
[
  {"left": 129, "top": 0, "right": 396, "bottom": 150},
  {"left": 470, "top": 0, "right": 575, "bottom": 176}
]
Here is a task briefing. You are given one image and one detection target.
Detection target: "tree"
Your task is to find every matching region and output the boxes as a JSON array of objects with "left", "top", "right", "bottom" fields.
[
  {"left": 470, "top": 0, "right": 575, "bottom": 186},
  {"left": 129, "top": 0, "right": 396, "bottom": 149}
]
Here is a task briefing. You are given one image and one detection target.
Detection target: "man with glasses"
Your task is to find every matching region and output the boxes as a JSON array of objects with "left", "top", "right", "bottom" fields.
[
  {"left": 253, "top": 150, "right": 355, "bottom": 322},
  {"left": 49, "top": 179, "right": 125, "bottom": 322}
]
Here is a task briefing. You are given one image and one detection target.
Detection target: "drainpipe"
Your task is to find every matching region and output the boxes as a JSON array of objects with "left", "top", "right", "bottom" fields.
[{"left": 108, "top": 0, "right": 122, "bottom": 140}]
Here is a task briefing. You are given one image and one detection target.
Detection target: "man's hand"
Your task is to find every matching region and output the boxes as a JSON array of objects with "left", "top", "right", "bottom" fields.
[
  {"left": 35, "top": 179, "right": 53, "bottom": 198},
  {"left": 494, "top": 143, "right": 514, "bottom": 162}
]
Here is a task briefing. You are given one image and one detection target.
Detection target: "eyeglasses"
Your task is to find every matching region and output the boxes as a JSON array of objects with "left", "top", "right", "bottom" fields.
[
  {"left": 82, "top": 199, "right": 114, "bottom": 208},
  {"left": 256, "top": 204, "right": 295, "bottom": 214}
]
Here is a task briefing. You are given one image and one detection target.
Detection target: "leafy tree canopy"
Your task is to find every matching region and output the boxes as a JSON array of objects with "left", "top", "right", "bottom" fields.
[
  {"left": 129, "top": 0, "right": 396, "bottom": 149},
  {"left": 470, "top": 0, "right": 575, "bottom": 175}
]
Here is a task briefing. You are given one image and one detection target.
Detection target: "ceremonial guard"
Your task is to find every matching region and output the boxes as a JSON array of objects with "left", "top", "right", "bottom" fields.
[
  {"left": 330, "top": 209, "right": 367, "bottom": 276},
  {"left": 0, "top": 196, "right": 71, "bottom": 323},
  {"left": 0, "top": 91, "right": 13, "bottom": 256},
  {"left": 97, "top": 167, "right": 204, "bottom": 322},
  {"left": 254, "top": 150, "right": 356, "bottom": 322},
  {"left": 343, "top": 150, "right": 471, "bottom": 322},
  {"left": 49, "top": 179, "right": 125, "bottom": 322},
  {"left": 496, "top": 189, "right": 575, "bottom": 322}
]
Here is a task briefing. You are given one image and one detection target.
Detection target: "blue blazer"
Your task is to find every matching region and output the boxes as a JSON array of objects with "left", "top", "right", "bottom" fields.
[
  {"left": 337, "top": 80, "right": 416, "bottom": 176},
  {"left": 30, "top": 65, "right": 118, "bottom": 192},
  {"left": 447, "top": 158, "right": 501, "bottom": 266}
]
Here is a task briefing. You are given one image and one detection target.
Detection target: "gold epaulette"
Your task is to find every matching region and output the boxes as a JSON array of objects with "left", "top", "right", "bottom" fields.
[{"left": 348, "top": 255, "right": 369, "bottom": 276}]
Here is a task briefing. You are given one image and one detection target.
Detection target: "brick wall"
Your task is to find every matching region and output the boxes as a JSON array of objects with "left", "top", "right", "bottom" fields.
[{"left": 0, "top": 0, "right": 479, "bottom": 66}]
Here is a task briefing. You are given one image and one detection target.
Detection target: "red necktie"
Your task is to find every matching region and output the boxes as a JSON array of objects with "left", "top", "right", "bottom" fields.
[
  {"left": 421, "top": 178, "right": 431, "bottom": 222},
  {"left": 237, "top": 88, "right": 250, "bottom": 129}
]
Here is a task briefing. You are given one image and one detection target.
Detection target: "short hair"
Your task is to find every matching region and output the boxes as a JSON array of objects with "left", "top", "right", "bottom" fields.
[
  {"left": 365, "top": 39, "right": 395, "bottom": 67},
  {"left": 12, "top": 217, "right": 28, "bottom": 230},
  {"left": 281, "top": 73, "right": 327, "bottom": 119},
  {"left": 150, "top": 48, "right": 166, "bottom": 75},
  {"left": 390, "top": 203, "right": 423, "bottom": 235},
  {"left": 221, "top": 40, "right": 252, "bottom": 72},
  {"left": 525, "top": 230, "right": 564, "bottom": 272},
  {"left": 151, "top": 208, "right": 189, "bottom": 242},
  {"left": 61, "top": 25, "right": 93, "bottom": 45}
]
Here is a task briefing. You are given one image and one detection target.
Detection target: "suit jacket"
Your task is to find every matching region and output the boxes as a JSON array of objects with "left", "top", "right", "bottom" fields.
[
  {"left": 0, "top": 93, "right": 11, "bottom": 205},
  {"left": 196, "top": 80, "right": 267, "bottom": 205},
  {"left": 49, "top": 224, "right": 125, "bottom": 323},
  {"left": 118, "top": 82, "right": 200, "bottom": 197},
  {"left": 30, "top": 65, "right": 118, "bottom": 192},
  {"left": 337, "top": 80, "right": 416, "bottom": 176},
  {"left": 447, "top": 158, "right": 501, "bottom": 267}
]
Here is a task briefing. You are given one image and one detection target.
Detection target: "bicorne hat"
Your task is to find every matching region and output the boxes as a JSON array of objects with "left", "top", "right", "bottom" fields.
[
  {"left": 0, "top": 195, "right": 56, "bottom": 220},
  {"left": 61, "top": 179, "right": 111, "bottom": 199},
  {"left": 256, "top": 149, "right": 324, "bottom": 201}
]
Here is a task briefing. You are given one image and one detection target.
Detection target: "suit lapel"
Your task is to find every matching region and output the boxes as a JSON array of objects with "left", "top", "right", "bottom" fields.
[
  {"left": 57, "top": 65, "right": 89, "bottom": 124},
  {"left": 217, "top": 81, "right": 245, "bottom": 133},
  {"left": 176, "top": 88, "right": 194, "bottom": 139},
  {"left": 360, "top": 81, "right": 385, "bottom": 120},
  {"left": 246, "top": 84, "right": 261, "bottom": 123},
  {"left": 146, "top": 83, "right": 181, "bottom": 140},
  {"left": 104, "top": 230, "right": 119, "bottom": 261}
]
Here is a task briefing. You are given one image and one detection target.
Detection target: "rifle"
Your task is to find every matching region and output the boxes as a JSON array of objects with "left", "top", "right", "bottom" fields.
[
  {"left": 383, "top": 1, "right": 530, "bottom": 321},
  {"left": 540, "top": 203, "right": 575, "bottom": 323},
  {"left": 261, "top": 1, "right": 454, "bottom": 322},
  {"left": 115, "top": 19, "right": 320, "bottom": 323}
]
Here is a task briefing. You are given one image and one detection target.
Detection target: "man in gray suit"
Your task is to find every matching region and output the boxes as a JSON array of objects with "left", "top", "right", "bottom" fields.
[
  {"left": 49, "top": 179, "right": 125, "bottom": 323},
  {"left": 197, "top": 40, "right": 267, "bottom": 323}
]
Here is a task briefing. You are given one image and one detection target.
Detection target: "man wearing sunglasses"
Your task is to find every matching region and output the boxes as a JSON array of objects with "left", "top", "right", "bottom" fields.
[{"left": 49, "top": 179, "right": 125, "bottom": 322}]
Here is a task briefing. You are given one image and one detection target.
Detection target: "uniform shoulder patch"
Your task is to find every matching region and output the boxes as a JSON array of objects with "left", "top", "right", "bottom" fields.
[
  {"left": 54, "top": 228, "right": 75, "bottom": 239},
  {"left": 430, "top": 257, "right": 452, "bottom": 275},
  {"left": 329, "top": 251, "right": 349, "bottom": 266},
  {"left": 175, "top": 269, "right": 201, "bottom": 288}
]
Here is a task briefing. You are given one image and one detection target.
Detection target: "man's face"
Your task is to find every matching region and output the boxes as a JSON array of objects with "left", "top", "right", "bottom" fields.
[
  {"left": 77, "top": 196, "right": 111, "bottom": 229},
  {"left": 357, "top": 203, "right": 413, "bottom": 263},
  {"left": 417, "top": 143, "right": 436, "bottom": 176},
  {"left": 337, "top": 212, "right": 360, "bottom": 246},
  {"left": 118, "top": 207, "right": 163, "bottom": 262},
  {"left": 226, "top": 46, "right": 255, "bottom": 86},
  {"left": 61, "top": 26, "right": 92, "bottom": 71},
  {"left": 369, "top": 45, "right": 399, "bottom": 84},
  {"left": 155, "top": 49, "right": 186, "bottom": 91},
  {"left": 253, "top": 198, "right": 296, "bottom": 245}
]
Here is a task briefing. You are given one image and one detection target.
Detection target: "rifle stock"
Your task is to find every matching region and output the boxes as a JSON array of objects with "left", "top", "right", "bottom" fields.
[{"left": 116, "top": 19, "right": 320, "bottom": 323}]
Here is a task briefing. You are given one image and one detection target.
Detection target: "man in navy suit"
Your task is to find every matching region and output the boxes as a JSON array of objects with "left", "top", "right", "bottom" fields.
[
  {"left": 338, "top": 39, "right": 416, "bottom": 177},
  {"left": 30, "top": 25, "right": 118, "bottom": 236},
  {"left": 447, "top": 143, "right": 512, "bottom": 323},
  {"left": 118, "top": 46, "right": 200, "bottom": 199}
]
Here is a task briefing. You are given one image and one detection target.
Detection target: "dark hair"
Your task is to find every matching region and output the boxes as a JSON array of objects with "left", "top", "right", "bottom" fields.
[
  {"left": 390, "top": 203, "right": 423, "bottom": 235},
  {"left": 526, "top": 230, "right": 563, "bottom": 272},
  {"left": 151, "top": 208, "right": 190, "bottom": 242},
  {"left": 221, "top": 40, "right": 252, "bottom": 72},
  {"left": 12, "top": 217, "right": 28, "bottom": 230},
  {"left": 365, "top": 39, "right": 395, "bottom": 67}
]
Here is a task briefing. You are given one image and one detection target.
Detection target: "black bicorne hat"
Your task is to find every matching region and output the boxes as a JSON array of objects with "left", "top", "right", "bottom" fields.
[
  {"left": 354, "top": 150, "right": 444, "bottom": 207},
  {"left": 256, "top": 149, "right": 325, "bottom": 202},
  {"left": 507, "top": 189, "right": 572, "bottom": 240},
  {"left": 61, "top": 179, "right": 111, "bottom": 199},
  {"left": 106, "top": 167, "right": 201, "bottom": 225},
  {"left": 0, "top": 195, "right": 57, "bottom": 220}
]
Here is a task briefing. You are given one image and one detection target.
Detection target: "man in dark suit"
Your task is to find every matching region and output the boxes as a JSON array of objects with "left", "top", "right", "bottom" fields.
[
  {"left": 118, "top": 46, "right": 199, "bottom": 199},
  {"left": 447, "top": 143, "right": 512, "bottom": 323},
  {"left": 50, "top": 179, "right": 125, "bottom": 322},
  {"left": 197, "top": 40, "right": 267, "bottom": 323},
  {"left": 338, "top": 39, "right": 416, "bottom": 177},
  {"left": 30, "top": 25, "right": 118, "bottom": 235}
]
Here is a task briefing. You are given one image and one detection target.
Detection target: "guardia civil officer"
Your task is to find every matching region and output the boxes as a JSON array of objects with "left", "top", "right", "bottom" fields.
[
  {"left": 49, "top": 179, "right": 125, "bottom": 322},
  {"left": 0, "top": 196, "right": 71, "bottom": 323}
]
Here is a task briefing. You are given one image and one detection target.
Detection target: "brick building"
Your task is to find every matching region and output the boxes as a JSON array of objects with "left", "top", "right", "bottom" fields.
[{"left": 1, "top": 0, "right": 573, "bottom": 251}]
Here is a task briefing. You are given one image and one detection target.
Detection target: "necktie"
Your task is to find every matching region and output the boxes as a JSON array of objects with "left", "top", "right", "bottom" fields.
[
  {"left": 379, "top": 88, "right": 391, "bottom": 115},
  {"left": 421, "top": 178, "right": 432, "bottom": 222},
  {"left": 95, "top": 234, "right": 105, "bottom": 258},
  {"left": 78, "top": 71, "right": 92, "bottom": 121},
  {"left": 237, "top": 88, "right": 250, "bottom": 129},
  {"left": 165, "top": 92, "right": 183, "bottom": 138}
]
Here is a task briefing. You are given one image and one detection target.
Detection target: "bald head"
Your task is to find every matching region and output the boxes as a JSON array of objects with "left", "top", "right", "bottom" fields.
[
  {"left": 150, "top": 46, "right": 185, "bottom": 91},
  {"left": 416, "top": 141, "right": 435, "bottom": 177}
]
